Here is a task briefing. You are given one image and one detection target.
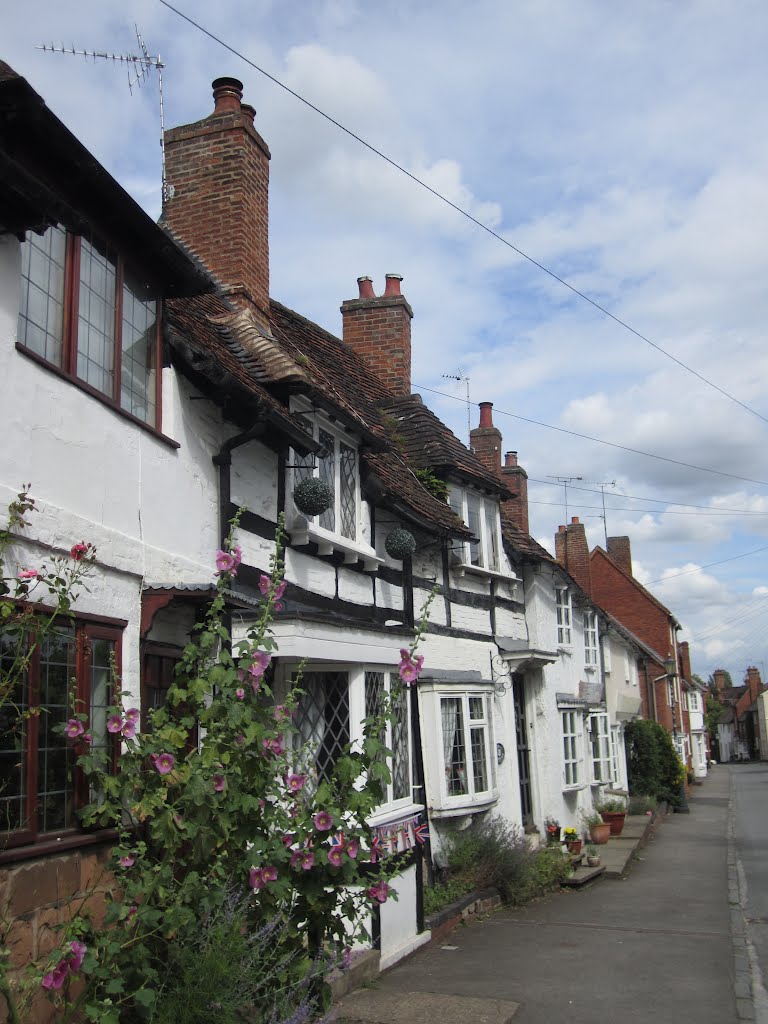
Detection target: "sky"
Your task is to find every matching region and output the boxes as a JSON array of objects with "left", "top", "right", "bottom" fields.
[{"left": 5, "top": 0, "right": 768, "bottom": 682}]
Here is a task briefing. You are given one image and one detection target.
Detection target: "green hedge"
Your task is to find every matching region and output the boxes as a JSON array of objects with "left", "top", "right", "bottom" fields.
[{"left": 624, "top": 719, "right": 685, "bottom": 807}]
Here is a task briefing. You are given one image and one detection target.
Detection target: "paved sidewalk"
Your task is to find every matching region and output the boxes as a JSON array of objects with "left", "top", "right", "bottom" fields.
[{"left": 336, "top": 768, "right": 738, "bottom": 1024}]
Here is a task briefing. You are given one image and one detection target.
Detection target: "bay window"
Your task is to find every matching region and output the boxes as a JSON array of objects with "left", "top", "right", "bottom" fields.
[
  {"left": 18, "top": 225, "right": 161, "bottom": 428},
  {"left": 0, "top": 618, "right": 122, "bottom": 849},
  {"left": 439, "top": 691, "right": 494, "bottom": 804}
]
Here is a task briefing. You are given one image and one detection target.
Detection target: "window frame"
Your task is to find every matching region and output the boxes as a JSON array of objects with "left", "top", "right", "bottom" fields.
[
  {"left": 448, "top": 486, "right": 505, "bottom": 574},
  {"left": 364, "top": 670, "right": 414, "bottom": 817},
  {"left": 589, "top": 711, "right": 611, "bottom": 784},
  {"left": 289, "top": 406, "right": 364, "bottom": 548},
  {"left": 610, "top": 724, "right": 623, "bottom": 786},
  {"left": 435, "top": 689, "right": 496, "bottom": 809},
  {"left": 17, "top": 226, "right": 164, "bottom": 432},
  {"left": 584, "top": 610, "right": 599, "bottom": 666},
  {"left": 561, "top": 708, "right": 583, "bottom": 789},
  {"left": 556, "top": 587, "right": 572, "bottom": 646},
  {"left": 0, "top": 614, "right": 123, "bottom": 852}
]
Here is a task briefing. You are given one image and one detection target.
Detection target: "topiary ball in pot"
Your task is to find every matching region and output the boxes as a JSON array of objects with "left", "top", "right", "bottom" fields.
[
  {"left": 385, "top": 528, "right": 416, "bottom": 560},
  {"left": 293, "top": 477, "right": 333, "bottom": 516}
]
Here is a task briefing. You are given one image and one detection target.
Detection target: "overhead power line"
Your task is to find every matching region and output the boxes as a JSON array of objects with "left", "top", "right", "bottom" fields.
[
  {"left": 647, "top": 544, "right": 768, "bottom": 585},
  {"left": 419, "top": 386, "right": 768, "bottom": 488},
  {"left": 157, "top": 0, "right": 768, "bottom": 429},
  {"left": 529, "top": 499, "right": 768, "bottom": 517},
  {"left": 528, "top": 478, "right": 768, "bottom": 516}
]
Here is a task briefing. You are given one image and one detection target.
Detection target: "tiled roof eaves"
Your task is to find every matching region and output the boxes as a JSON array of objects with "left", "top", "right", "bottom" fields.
[{"left": 362, "top": 452, "right": 471, "bottom": 539}]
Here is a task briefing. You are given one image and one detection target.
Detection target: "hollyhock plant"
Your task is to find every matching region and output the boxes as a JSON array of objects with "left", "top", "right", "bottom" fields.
[
  {"left": 107, "top": 715, "right": 123, "bottom": 734},
  {"left": 261, "top": 865, "right": 278, "bottom": 883},
  {"left": 345, "top": 839, "right": 359, "bottom": 859},
  {"left": 213, "top": 774, "right": 226, "bottom": 793},
  {"left": 249, "top": 867, "right": 266, "bottom": 891},
  {"left": 121, "top": 719, "right": 137, "bottom": 740},
  {"left": 215, "top": 546, "right": 241, "bottom": 576},
  {"left": 313, "top": 810, "right": 333, "bottom": 832},
  {"left": 327, "top": 847, "right": 344, "bottom": 868},
  {"left": 286, "top": 773, "right": 306, "bottom": 793},
  {"left": 118, "top": 855, "right": 135, "bottom": 869},
  {"left": 153, "top": 752, "right": 175, "bottom": 775},
  {"left": 125, "top": 708, "right": 140, "bottom": 723},
  {"left": 65, "top": 718, "right": 85, "bottom": 739},
  {"left": 398, "top": 649, "right": 424, "bottom": 685},
  {"left": 289, "top": 849, "right": 315, "bottom": 871},
  {"left": 368, "top": 881, "right": 392, "bottom": 905},
  {"left": 236, "top": 687, "right": 245, "bottom": 700}
]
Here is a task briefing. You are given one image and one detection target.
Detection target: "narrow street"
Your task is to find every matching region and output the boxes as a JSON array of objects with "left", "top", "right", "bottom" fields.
[
  {"left": 343, "top": 767, "right": 755, "bottom": 1023},
  {"left": 732, "top": 761, "right": 768, "bottom": 1021}
]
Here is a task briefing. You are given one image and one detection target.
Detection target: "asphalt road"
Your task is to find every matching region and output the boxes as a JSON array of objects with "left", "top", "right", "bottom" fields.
[
  {"left": 371, "top": 768, "right": 740, "bottom": 1023},
  {"left": 731, "top": 761, "right": 768, "bottom": 1021}
]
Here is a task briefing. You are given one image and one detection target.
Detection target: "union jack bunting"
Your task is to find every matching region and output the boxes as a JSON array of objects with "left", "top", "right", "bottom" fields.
[{"left": 413, "top": 820, "right": 430, "bottom": 844}]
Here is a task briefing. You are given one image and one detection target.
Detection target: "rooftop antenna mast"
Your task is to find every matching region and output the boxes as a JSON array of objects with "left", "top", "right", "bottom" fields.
[
  {"left": 37, "top": 27, "right": 172, "bottom": 203},
  {"left": 585, "top": 480, "right": 616, "bottom": 547},
  {"left": 442, "top": 370, "right": 471, "bottom": 446},
  {"left": 547, "top": 475, "right": 583, "bottom": 523}
]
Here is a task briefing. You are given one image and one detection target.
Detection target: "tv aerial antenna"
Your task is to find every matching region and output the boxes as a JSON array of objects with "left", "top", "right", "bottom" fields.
[
  {"left": 442, "top": 369, "right": 471, "bottom": 446},
  {"left": 37, "top": 27, "right": 172, "bottom": 203},
  {"left": 584, "top": 480, "right": 616, "bottom": 547},
  {"left": 547, "top": 475, "right": 583, "bottom": 523}
]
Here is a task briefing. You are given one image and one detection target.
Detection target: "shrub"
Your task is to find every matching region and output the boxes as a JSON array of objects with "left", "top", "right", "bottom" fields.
[
  {"left": 596, "top": 798, "right": 626, "bottom": 813},
  {"left": 625, "top": 719, "right": 686, "bottom": 807},
  {"left": 627, "top": 794, "right": 657, "bottom": 815},
  {"left": 423, "top": 878, "right": 475, "bottom": 917},
  {"left": 441, "top": 817, "right": 535, "bottom": 905}
]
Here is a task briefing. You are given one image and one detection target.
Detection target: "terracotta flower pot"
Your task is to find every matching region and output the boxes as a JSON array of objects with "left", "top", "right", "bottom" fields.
[
  {"left": 565, "top": 840, "right": 583, "bottom": 855},
  {"left": 589, "top": 822, "right": 611, "bottom": 845},
  {"left": 600, "top": 811, "right": 626, "bottom": 836}
]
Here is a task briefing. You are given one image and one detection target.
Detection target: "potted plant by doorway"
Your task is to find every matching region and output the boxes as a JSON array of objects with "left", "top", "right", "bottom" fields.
[
  {"left": 597, "top": 797, "right": 627, "bottom": 836},
  {"left": 562, "top": 827, "right": 582, "bottom": 855},
  {"left": 544, "top": 817, "right": 561, "bottom": 846},
  {"left": 583, "top": 811, "right": 611, "bottom": 845},
  {"left": 586, "top": 845, "right": 601, "bottom": 867}
]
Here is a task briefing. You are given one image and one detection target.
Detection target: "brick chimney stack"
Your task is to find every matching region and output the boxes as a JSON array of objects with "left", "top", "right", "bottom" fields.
[
  {"left": 555, "top": 517, "right": 592, "bottom": 596},
  {"left": 163, "top": 77, "right": 272, "bottom": 327},
  {"left": 501, "top": 451, "right": 529, "bottom": 536},
  {"left": 679, "top": 640, "right": 692, "bottom": 681},
  {"left": 340, "top": 275, "right": 413, "bottom": 395},
  {"left": 745, "top": 666, "right": 763, "bottom": 701},
  {"left": 470, "top": 402, "right": 502, "bottom": 475},
  {"left": 713, "top": 669, "right": 727, "bottom": 693},
  {"left": 607, "top": 536, "right": 633, "bottom": 577}
]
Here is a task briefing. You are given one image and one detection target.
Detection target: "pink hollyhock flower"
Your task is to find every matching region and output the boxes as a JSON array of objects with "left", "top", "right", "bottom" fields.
[
  {"left": 107, "top": 715, "right": 123, "bottom": 734},
  {"left": 154, "top": 752, "right": 175, "bottom": 775},
  {"left": 258, "top": 574, "right": 271, "bottom": 595},
  {"left": 235, "top": 733, "right": 245, "bottom": 745},
  {"left": 17, "top": 568, "right": 41, "bottom": 581},
  {"left": 262, "top": 737, "right": 284, "bottom": 757},
  {"left": 274, "top": 705, "right": 289, "bottom": 721},
  {"left": 82, "top": 733, "right": 92, "bottom": 745},
  {"left": 69, "top": 941, "right": 87, "bottom": 972},
  {"left": 126, "top": 905, "right": 138, "bottom": 923},
  {"left": 65, "top": 718, "right": 85, "bottom": 739},
  {"left": 42, "top": 959, "right": 70, "bottom": 991},
  {"left": 236, "top": 687, "right": 245, "bottom": 700},
  {"left": 286, "top": 773, "right": 306, "bottom": 793},
  {"left": 249, "top": 651, "right": 272, "bottom": 678},
  {"left": 215, "top": 550, "right": 236, "bottom": 575},
  {"left": 118, "top": 855, "right": 135, "bottom": 869},
  {"left": 297, "top": 850, "right": 315, "bottom": 870},
  {"left": 398, "top": 650, "right": 424, "bottom": 685},
  {"left": 281, "top": 833, "right": 295, "bottom": 848},
  {"left": 368, "top": 880, "right": 392, "bottom": 904},
  {"left": 328, "top": 847, "right": 344, "bottom": 868},
  {"left": 313, "top": 810, "right": 333, "bottom": 832},
  {"left": 125, "top": 708, "right": 140, "bottom": 723},
  {"left": 262, "top": 865, "right": 278, "bottom": 883},
  {"left": 274, "top": 601, "right": 284, "bottom": 613},
  {"left": 249, "top": 867, "right": 265, "bottom": 890},
  {"left": 345, "top": 839, "right": 359, "bottom": 859},
  {"left": 121, "top": 719, "right": 137, "bottom": 740},
  {"left": 70, "top": 542, "right": 89, "bottom": 561},
  {"left": 231, "top": 545, "right": 243, "bottom": 569},
  {"left": 258, "top": 799, "right": 265, "bottom": 810},
  {"left": 213, "top": 774, "right": 226, "bottom": 793},
  {"left": 274, "top": 580, "right": 287, "bottom": 601}
]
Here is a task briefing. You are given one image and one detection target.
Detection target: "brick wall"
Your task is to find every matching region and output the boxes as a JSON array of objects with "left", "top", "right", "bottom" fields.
[
  {"left": 163, "top": 77, "right": 271, "bottom": 326},
  {"left": 501, "top": 452, "right": 529, "bottom": 536},
  {"left": 554, "top": 517, "right": 592, "bottom": 597},
  {"left": 591, "top": 549, "right": 673, "bottom": 663},
  {"left": 606, "top": 536, "right": 632, "bottom": 576},
  {"left": 0, "top": 844, "right": 114, "bottom": 1023},
  {"left": 469, "top": 402, "right": 502, "bottom": 475},
  {"left": 340, "top": 276, "right": 413, "bottom": 396}
]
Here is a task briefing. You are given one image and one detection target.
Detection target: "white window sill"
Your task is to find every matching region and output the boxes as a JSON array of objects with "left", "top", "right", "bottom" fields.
[
  {"left": 584, "top": 664, "right": 598, "bottom": 674},
  {"left": 288, "top": 515, "right": 383, "bottom": 571},
  {"left": 562, "top": 783, "right": 587, "bottom": 793},
  {"left": 557, "top": 645, "right": 573, "bottom": 656},
  {"left": 429, "top": 792, "right": 499, "bottom": 819},
  {"left": 452, "top": 562, "right": 520, "bottom": 586},
  {"left": 368, "top": 802, "right": 425, "bottom": 828}
]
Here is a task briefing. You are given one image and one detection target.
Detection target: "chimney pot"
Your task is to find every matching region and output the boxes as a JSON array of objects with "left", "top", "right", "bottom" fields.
[
  {"left": 505, "top": 451, "right": 518, "bottom": 467},
  {"left": 240, "top": 102, "right": 256, "bottom": 125},
  {"left": 211, "top": 77, "right": 244, "bottom": 114},
  {"left": 384, "top": 273, "right": 403, "bottom": 296},
  {"left": 479, "top": 401, "right": 494, "bottom": 429},
  {"left": 571, "top": 516, "right": 580, "bottom": 524},
  {"left": 558, "top": 524, "right": 567, "bottom": 533},
  {"left": 357, "top": 276, "right": 375, "bottom": 299}
]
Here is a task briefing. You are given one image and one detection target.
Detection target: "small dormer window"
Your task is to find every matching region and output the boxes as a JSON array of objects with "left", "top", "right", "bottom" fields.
[
  {"left": 448, "top": 486, "right": 502, "bottom": 572},
  {"left": 18, "top": 226, "right": 161, "bottom": 429}
]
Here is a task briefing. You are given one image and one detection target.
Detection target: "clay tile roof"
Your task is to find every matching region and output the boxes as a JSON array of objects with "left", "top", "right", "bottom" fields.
[
  {"left": 208, "top": 307, "right": 310, "bottom": 386},
  {"left": 363, "top": 451, "right": 471, "bottom": 538},
  {"left": 499, "top": 507, "right": 555, "bottom": 562},
  {"left": 378, "top": 394, "right": 509, "bottom": 495}
]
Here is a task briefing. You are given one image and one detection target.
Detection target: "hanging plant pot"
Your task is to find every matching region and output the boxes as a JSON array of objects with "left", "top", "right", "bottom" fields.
[
  {"left": 385, "top": 528, "right": 416, "bottom": 560},
  {"left": 293, "top": 477, "right": 332, "bottom": 516}
]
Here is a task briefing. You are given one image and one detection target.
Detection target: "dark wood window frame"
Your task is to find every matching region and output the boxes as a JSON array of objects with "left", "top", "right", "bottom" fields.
[
  {"left": 16, "top": 226, "right": 166, "bottom": 436},
  {"left": 0, "top": 613, "right": 124, "bottom": 854}
]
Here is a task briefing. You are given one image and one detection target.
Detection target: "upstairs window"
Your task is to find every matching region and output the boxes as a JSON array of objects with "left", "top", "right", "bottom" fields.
[
  {"left": 18, "top": 226, "right": 161, "bottom": 428},
  {"left": 561, "top": 709, "right": 582, "bottom": 787},
  {"left": 448, "top": 487, "right": 502, "bottom": 571},
  {"left": 589, "top": 711, "right": 611, "bottom": 783},
  {"left": 584, "top": 611, "right": 598, "bottom": 666},
  {"left": 556, "top": 588, "right": 572, "bottom": 645},
  {"left": 291, "top": 411, "right": 360, "bottom": 543}
]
